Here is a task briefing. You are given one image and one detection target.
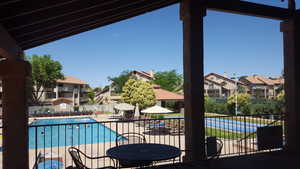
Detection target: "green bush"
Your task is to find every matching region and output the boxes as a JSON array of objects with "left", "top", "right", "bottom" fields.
[{"left": 151, "top": 114, "right": 165, "bottom": 119}]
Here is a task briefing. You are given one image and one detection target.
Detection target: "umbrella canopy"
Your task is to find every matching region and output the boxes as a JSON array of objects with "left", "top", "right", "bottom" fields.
[
  {"left": 134, "top": 103, "right": 140, "bottom": 117},
  {"left": 141, "top": 105, "right": 173, "bottom": 114},
  {"left": 114, "top": 103, "right": 134, "bottom": 111}
]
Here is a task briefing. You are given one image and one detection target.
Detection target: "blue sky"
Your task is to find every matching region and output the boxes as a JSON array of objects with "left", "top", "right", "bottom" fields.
[{"left": 25, "top": 2, "right": 288, "bottom": 87}]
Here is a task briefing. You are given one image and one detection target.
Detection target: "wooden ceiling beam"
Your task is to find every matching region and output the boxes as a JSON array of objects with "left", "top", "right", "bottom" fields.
[
  {"left": 207, "top": 0, "right": 292, "bottom": 20},
  {"left": 20, "top": 0, "right": 178, "bottom": 49},
  {"left": 10, "top": 0, "right": 151, "bottom": 36},
  {"left": 2, "top": 0, "right": 115, "bottom": 30},
  {"left": 0, "top": 0, "right": 79, "bottom": 21}
]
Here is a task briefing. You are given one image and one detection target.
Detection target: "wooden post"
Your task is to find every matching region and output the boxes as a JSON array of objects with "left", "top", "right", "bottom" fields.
[
  {"left": 280, "top": 10, "right": 300, "bottom": 154},
  {"left": 0, "top": 59, "right": 31, "bottom": 169},
  {"left": 181, "top": 0, "right": 206, "bottom": 161}
]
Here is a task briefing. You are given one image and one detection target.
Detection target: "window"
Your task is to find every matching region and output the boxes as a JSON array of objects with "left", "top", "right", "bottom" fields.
[{"left": 74, "top": 94, "right": 78, "bottom": 98}]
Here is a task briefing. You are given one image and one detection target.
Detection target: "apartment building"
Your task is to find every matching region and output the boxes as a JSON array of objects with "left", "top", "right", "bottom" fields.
[
  {"left": 41, "top": 76, "right": 89, "bottom": 106},
  {"left": 240, "top": 75, "right": 284, "bottom": 99},
  {"left": 204, "top": 73, "right": 246, "bottom": 98}
]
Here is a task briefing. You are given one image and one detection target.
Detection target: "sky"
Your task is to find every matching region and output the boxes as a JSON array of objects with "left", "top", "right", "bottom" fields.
[{"left": 25, "top": 1, "right": 290, "bottom": 88}]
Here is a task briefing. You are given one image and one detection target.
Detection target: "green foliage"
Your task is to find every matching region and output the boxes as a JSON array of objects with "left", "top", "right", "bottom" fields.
[
  {"left": 153, "top": 70, "right": 183, "bottom": 92},
  {"left": 28, "top": 54, "right": 64, "bottom": 104},
  {"left": 108, "top": 70, "right": 131, "bottom": 93},
  {"left": 150, "top": 114, "right": 165, "bottom": 119},
  {"left": 276, "top": 90, "right": 285, "bottom": 103},
  {"left": 87, "top": 86, "right": 96, "bottom": 104},
  {"left": 205, "top": 95, "right": 229, "bottom": 114},
  {"left": 121, "top": 79, "right": 156, "bottom": 109},
  {"left": 227, "top": 93, "right": 250, "bottom": 114},
  {"left": 237, "top": 84, "right": 247, "bottom": 93}
]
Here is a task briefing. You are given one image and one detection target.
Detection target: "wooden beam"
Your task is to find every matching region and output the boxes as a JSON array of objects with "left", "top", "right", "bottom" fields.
[
  {"left": 181, "top": 0, "right": 206, "bottom": 161},
  {"left": 207, "top": 0, "right": 292, "bottom": 20},
  {"left": 20, "top": 0, "right": 178, "bottom": 49},
  {"left": 0, "top": 25, "right": 22, "bottom": 59},
  {"left": 0, "top": 0, "right": 21, "bottom": 7},
  {"left": 2, "top": 0, "right": 113, "bottom": 30},
  {"left": 0, "top": 0, "right": 78, "bottom": 21},
  {"left": 280, "top": 10, "right": 300, "bottom": 154},
  {"left": 11, "top": 0, "right": 152, "bottom": 36}
]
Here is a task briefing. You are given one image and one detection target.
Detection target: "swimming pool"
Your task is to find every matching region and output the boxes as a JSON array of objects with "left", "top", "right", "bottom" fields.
[
  {"left": 29, "top": 117, "right": 119, "bottom": 149},
  {"left": 165, "top": 116, "right": 266, "bottom": 133}
]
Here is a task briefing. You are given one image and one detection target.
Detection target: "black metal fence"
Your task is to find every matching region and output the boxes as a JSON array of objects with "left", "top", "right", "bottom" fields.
[{"left": 26, "top": 114, "right": 283, "bottom": 169}]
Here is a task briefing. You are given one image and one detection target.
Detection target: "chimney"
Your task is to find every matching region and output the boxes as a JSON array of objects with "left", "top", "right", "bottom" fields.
[
  {"left": 223, "top": 72, "right": 227, "bottom": 78},
  {"left": 149, "top": 70, "right": 155, "bottom": 78}
]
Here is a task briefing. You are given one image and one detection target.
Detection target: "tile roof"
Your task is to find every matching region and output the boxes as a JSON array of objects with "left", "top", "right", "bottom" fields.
[
  {"left": 205, "top": 73, "right": 246, "bottom": 85},
  {"left": 132, "top": 70, "right": 154, "bottom": 80},
  {"left": 242, "top": 75, "right": 283, "bottom": 85},
  {"left": 56, "top": 76, "right": 87, "bottom": 85},
  {"left": 153, "top": 86, "right": 183, "bottom": 101}
]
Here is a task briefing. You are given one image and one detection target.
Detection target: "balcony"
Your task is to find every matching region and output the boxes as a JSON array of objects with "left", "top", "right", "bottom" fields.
[
  {"left": 58, "top": 86, "right": 73, "bottom": 92},
  {"left": 23, "top": 114, "right": 284, "bottom": 169}
]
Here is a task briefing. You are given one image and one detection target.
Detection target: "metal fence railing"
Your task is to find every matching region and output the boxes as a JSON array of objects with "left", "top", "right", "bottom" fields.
[{"left": 0, "top": 114, "right": 284, "bottom": 169}]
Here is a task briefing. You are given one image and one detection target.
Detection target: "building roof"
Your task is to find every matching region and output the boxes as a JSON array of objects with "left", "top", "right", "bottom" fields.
[
  {"left": 132, "top": 70, "right": 154, "bottom": 80},
  {"left": 205, "top": 73, "right": 245, "bottom": 86},
  {"left": 56, "top": 76, "right": 87, "bottom": 85},
  {"left": 241, "top": 75, "right": 283, "bottom": 86},
  {"left": 153, "top": 86, "right": 183, "bottom": 101}
]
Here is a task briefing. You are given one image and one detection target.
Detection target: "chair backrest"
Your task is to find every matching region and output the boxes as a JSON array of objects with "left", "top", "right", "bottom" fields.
[
  {"left": 68, "top": 147, "right": 86, "bottom": 169},
  {"left": 116, "top": 133, "right": 146, "bottom": 146},
  {"left": 206, "top": 137, "right": 223, "bottom": 159}
]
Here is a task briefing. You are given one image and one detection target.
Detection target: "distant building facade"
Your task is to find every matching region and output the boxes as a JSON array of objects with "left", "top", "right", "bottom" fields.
[
  {"left": 204, "top": 73, "right": 246, "bottom": 98},
  {"left": 40, "top": 76, "right": 89, "bottom": 106},
  {"left": 240, "top": 75, "right": 284, "bottom": 99}
]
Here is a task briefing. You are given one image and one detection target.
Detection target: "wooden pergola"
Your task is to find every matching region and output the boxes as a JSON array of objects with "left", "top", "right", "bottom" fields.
[{"left": 0, "top": 0, "right": 299, "bottom": 169}]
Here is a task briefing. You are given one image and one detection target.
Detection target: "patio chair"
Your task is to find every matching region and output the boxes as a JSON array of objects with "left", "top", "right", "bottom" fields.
[
  {"left": 206, "top": 137, "right": 223, "bottom": 160},
  {"left": 116, "top": 132, "right": 147, "bottom": 146},
  {"left": 115, "top": 133, "right": 152, "bottom": 168},
  {"left": 68, "top": 147, "right": 116, "bottom": 169}
]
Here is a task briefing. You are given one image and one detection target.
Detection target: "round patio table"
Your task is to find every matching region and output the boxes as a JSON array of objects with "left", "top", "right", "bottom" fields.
[{"left": 106, "top": 143, "right": 181, "bottom": 163}]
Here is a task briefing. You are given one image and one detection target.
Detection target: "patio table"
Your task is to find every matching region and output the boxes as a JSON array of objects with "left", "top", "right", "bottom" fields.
[{"left": 106, "top": 143, "right": 181, "bottom": 164}]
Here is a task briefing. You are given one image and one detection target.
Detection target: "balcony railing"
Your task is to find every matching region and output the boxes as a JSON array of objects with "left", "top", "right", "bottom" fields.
[
  {"left": 0, "top": 114, "right": 283, "bottom": 169},
  {"left": 58, "top": 86, "right": 73, "bottom": 92}
]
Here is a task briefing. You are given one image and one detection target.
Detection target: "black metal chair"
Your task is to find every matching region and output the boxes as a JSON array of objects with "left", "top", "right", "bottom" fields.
[
  {"left": 206, "top": 137, "right": 223, "bottom": 160},
  {"left": 115, "top": 133, "right": 152, "bottom": 168},
  {"left": 116, "top": 132, "right": 147, "bottom": 146},
  {"left": 68, "top": 147, "right": 116, "bottom": 169}
]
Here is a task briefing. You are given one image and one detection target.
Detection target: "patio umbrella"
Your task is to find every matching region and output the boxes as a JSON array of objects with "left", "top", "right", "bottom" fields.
[
  {"left": 134, "top": 103, "right": 140, "bottom": 118},
  {"left": 141, "top": 105, "right": 173, "bottom": 114},
  {"left": 114, "top": 103, "right": 134, "bottom": 111}
]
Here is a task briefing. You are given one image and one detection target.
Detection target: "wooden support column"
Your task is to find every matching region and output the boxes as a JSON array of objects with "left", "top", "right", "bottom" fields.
[
  {"left": 280, "top": 10, "right": 300, "bottom": 154},
  {"left": 0, "top": 59, "right": 31, "bottom": 169},
  {"left": 181, "top": 0, "right": 206, "bottom": 161},
  {"left": 0, "top": 25, "right": 31, "bottom": 169}
]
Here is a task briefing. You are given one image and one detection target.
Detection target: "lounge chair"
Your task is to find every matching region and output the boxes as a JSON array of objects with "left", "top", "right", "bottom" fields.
[
  {"left": 68, "top": 147, "right": 116, "bottom": 169},
  {"left": 115, "top": 133, "right": 152, "bottom": 168}
]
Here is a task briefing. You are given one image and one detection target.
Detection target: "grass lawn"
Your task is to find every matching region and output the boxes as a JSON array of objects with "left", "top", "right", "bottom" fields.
[{"left": 205, "top": 127, "right": 255, "bottom": 140}]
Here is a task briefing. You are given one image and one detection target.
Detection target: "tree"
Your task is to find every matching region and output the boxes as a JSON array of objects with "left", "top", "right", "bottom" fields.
[
  {"left": 121, "top": 79, "right": 156, "bottom": 109},
  {"left": 86, "top": 85, "right": 96, "bottom": 104},
  {"left": 108, "top": 70, "right": 131, "bottom": 93},
  {"left": 28, "top": 54, "right": 64, "bottom": 104},
  {"left": 227, "top": 93, "right": 251, "bottom": 114},
  {"left": 153, "top": 70, "right": 183, "bottom": 92}
]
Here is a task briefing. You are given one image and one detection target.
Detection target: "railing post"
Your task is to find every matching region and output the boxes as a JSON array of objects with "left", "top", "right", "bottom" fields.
[{"left": 244, "top": 115, "right": 247, "bottom": 154}]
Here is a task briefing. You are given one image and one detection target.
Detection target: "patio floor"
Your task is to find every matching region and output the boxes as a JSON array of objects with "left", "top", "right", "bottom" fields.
[{"left": 141, "top": 151, "right": 299, "bottom": 169}]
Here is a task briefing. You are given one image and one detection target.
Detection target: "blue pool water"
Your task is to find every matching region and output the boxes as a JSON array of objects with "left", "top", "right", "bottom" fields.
[
  {"left": 29, "top": 117, "right": 119, "bottom": 149},
  {"left": 165, "top": 116, "right": 266, "bottom": 133}
]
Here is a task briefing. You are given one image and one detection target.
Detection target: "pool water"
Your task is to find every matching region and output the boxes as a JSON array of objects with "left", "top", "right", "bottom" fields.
[
  {"left": 29, "top": 117, "right": 119, "bottom": 149},
  {"left": 165, "top": 116, "right": 266, "bottom": 133}
]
